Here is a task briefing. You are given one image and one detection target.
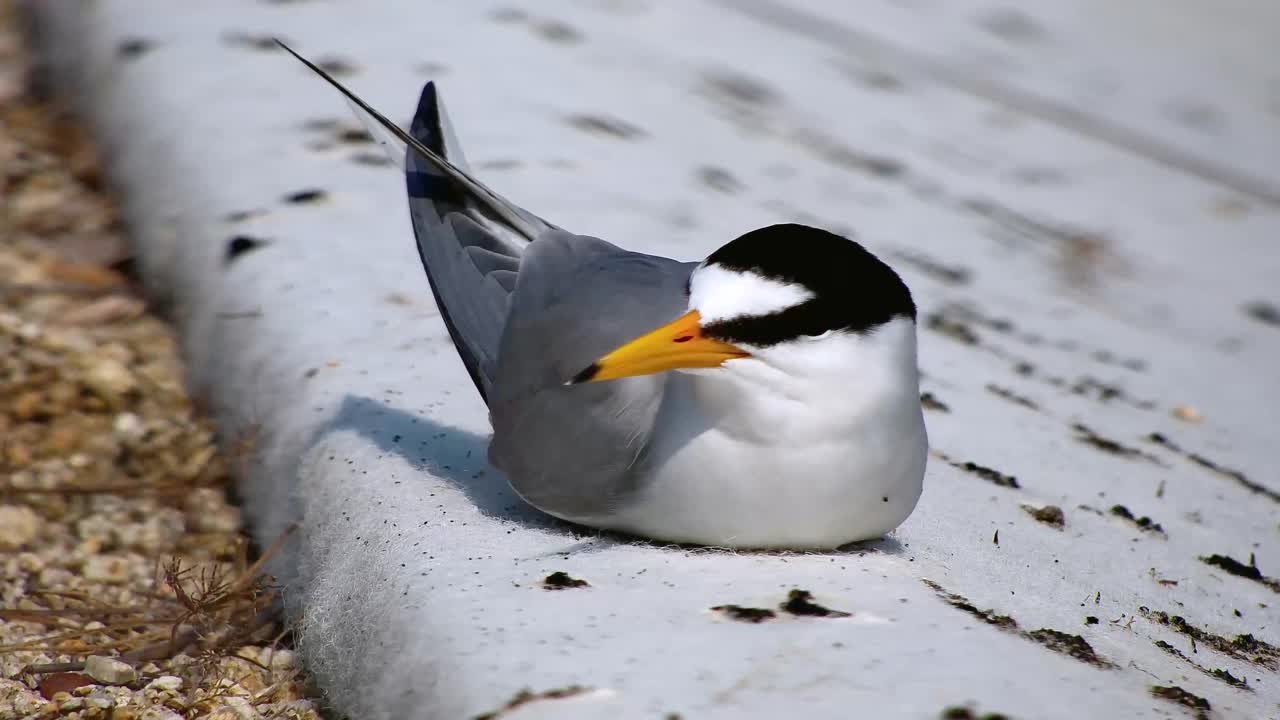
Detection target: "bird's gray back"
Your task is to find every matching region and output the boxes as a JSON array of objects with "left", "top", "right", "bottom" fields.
[{"left": 488, "top": 233, "right": 695, "bottom": 521}]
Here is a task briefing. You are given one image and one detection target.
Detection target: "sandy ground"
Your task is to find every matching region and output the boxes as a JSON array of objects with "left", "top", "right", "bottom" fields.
[{"left": 0, "top": 3, "right": 323, "bottom": 718}]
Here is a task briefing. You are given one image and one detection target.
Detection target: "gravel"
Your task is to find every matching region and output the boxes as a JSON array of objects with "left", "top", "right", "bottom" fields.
[{"left": 0, "top": 2, "right": 321, "bottom": 717}]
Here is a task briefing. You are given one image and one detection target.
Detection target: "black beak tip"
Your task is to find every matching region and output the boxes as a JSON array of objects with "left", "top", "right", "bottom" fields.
[{"left": 566, "top": 362, "right": 601, "bottom": 386}]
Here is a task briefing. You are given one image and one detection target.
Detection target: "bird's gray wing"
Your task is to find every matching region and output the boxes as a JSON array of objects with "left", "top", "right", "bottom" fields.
[
  {"left": 283, "top": 42, "right": 696, "bottom": 520},
  {"left": 488, "top": 234, "right": 697, "bottom": 521},
  {"left": 279, "top": 41, "right": 552, "bottom": 401},
  {"left": 401, "top": 83, "right": 545, "bottom": 401}
]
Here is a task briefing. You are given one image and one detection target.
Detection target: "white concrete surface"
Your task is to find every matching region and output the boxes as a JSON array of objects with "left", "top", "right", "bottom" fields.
[{"left": 31, "top": 1, "right": 1280, "bottom": 718}]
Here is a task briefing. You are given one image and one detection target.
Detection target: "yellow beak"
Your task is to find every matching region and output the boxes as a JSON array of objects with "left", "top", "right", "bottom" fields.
[{"left": 569, "top": 310, "right": 750, "bottom": 384}]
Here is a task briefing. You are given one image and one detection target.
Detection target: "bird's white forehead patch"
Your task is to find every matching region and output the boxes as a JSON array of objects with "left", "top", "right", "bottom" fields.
[{"left": 688, "top": 263, "right": 814, "bottom": 323}]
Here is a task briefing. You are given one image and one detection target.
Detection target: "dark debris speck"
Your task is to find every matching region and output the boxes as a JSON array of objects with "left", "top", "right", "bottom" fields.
[
  {"left": 697, "top": 166, "right": 743, "bottom": 194},
  {"left": 780, "top": 589, "right": 850, "bottom": 618},
  {"left": 350, "top": 152, "right": 393, "bottom": 167},
  {"left": 283, "top": 188, "right": 328, "bottom": 205},
  {"left": 1073, "top": 423, "right": 1161, "bottom": 464},
  {"left": 1150, "top": 685, "right": 1210, "bottom": 720},
  {"left": 1201, "top": 553, "right": 1280, "bottom": 593},
  {"left": 1146, "top": 432, "right": 1280, "bottom": 504},
  {"left": 1243, "top": 300, "right": 1280, "bottom": 328},
  {"left": 925, "top": 312, "right": 980, "bottom": 345},
  {"left": 315, "top": 56, "right": 358, "bottom": 77},
  {"left": 1211, "top": 667, "right": 1249, "bottom": 689},
  {"left": 856, "top": 69, "right": 905, "bottom": 92},
  {"left": 474, "top": 685, "right": 589, "bottom": 720},
  {"left": 117, "top": 38, "right": 154, "bottom": 60},
  {"left": 976, "top": 8, "right": 1048, "bottom": 45},
  {"left": 926, "top": 581, "right": 1116, "bottom": 669},
  {"left": 1021, "top": 504, "right": 1064, "bottom": 529},
  {"left": 543, "top": 571, "right": 589, "bottom": 590},
  {"left": 923, "top": 580, "right": 1017, "bottom": 630},
  {"left": 920, "top": 392, "right": 950, "bottom": 413},
  {"left": 225, "top": 235, "right": 267, "bottom": 265},
  {"left": 1139, "top": 606, "right": 1279, "bottom": 669},
  {"left": 940, "top": 707, "right": 1010, "bottom": 720},
  {"left": 702, "top": 68, "right": 781, "bottom": 107},
  {"left": 534, "top": 20, "right": 584, "bottom": 44},
  {"left": 711, "top": 604, "right": 776, "bottom": 623},
  {"left": 222, "top": 31, "right": 283, "bottom": 52},
  {"left": 490, "top": 7, "right": 529, "bottom": 23},
  {"left": 892, "top": 250, "right": 972, "bottom": 286},
  {"left": 1068, "top": 375, "right": 1155, "bottom": 410},
  {"left": 564, "top": 114, "right": 646, "bottom": 140},
  {"left": 953, "top": 459, "right": 1020, "bottom": 489},
  {"left": 1109, "top": 505, "right": 1165, "bottom": 536},
  {"left": 337, "top": 127, "right": 375, "bottom": 144},
  {"left": 1202, "top": 553, "right": 1262, "bottom": 580},
  {"left": 986, "top": 384, "right": 1038, "bottom": 411},
  {"left": 1026, "top": 628, "right": 1114, "bottom": 668}
]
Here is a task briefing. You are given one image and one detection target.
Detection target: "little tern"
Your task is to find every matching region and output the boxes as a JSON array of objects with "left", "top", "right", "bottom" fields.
[{"left": 282, "top": 43, "right": 928, "bottom": 549}]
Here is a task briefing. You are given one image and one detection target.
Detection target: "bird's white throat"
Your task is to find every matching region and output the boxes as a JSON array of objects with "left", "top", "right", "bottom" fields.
[{"left": 691, "top": 316, "right": 921, "bottom": 443}]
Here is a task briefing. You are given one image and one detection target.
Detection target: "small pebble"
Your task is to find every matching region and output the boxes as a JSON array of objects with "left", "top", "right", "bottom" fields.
[
  {"left": 147, "top": 676, "right": 183, "bottom": 693},
  {"left": 113, "top": 412, "right": 146, "bottom": 440},
  {"left": 81, "top": 356, "right": 137, "bottom": 407},
  {"left": 0, "top": 505, "right": 40, "bottom": 549},
  {"left": 84, "top": 655, "right": 137, "bottom": 685}
]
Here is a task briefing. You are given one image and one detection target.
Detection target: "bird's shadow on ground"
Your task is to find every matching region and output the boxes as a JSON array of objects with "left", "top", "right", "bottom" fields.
[
  {"left": 316, "top": 394, "right": 909, "bottom": 558},
  {"left": 316, "top": 394, "right": 569, "bottom": 531},
  {"left": 533, "top": 531, "right": 907, "bottom": 560}
]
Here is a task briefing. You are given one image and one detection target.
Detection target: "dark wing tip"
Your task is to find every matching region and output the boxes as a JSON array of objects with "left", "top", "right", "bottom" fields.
[
  {"left": 566, "top": 362, "right": 601, "bottom": 386},
  {"left": 410, "top": 81, "right": 444, "bottom": 154}
]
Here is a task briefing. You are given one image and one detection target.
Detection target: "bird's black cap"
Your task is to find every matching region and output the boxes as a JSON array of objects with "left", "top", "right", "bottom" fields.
[{"left": 700, "top": 223, "right": 916, "bottom": 346}]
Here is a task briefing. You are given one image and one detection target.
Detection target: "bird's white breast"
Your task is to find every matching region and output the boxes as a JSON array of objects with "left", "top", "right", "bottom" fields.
[{"left": 609, "top": 321, "right": 928, "bottom": 549}]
